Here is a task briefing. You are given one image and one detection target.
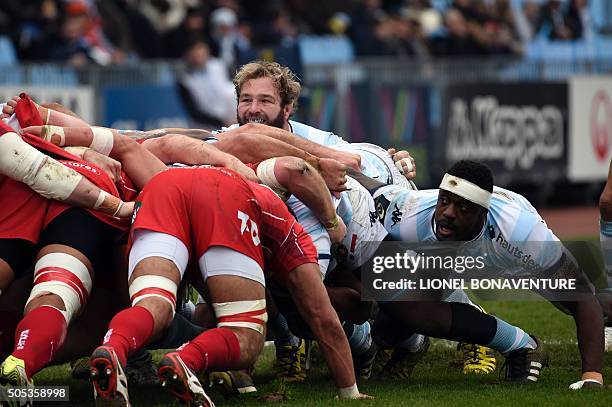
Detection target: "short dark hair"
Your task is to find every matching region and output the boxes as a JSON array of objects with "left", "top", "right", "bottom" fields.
[{"left": 446, "top": 160, "right": 493, "bottom": 193}]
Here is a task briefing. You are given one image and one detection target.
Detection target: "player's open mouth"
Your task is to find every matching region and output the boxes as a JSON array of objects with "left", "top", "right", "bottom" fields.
[
  {"left": 437, "top": 224, "right": 455, "bottom": 238},
  {"left": 247, "top": 118, "right": 265, "bottom": 124}
]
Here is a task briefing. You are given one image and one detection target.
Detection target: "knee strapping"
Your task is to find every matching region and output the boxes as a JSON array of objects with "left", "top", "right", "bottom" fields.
[
  {"left": 213, "top": 299, "right": 267, "bottom": 335},
  {"left": 129, "top": 275, "right": 178, "bottom": 312},
  {"left": 27, "top": 252, "right": 92, "bottom": 323}
]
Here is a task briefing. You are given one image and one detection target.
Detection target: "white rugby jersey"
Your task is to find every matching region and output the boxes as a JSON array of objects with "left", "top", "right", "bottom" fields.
[
  {"left": 373, "top": 185, "right": 562, "bottom": 276},
  {"left": 0, "top": 105, "right": 21, "bottom": 132},
  {"left": 219, "top": 121, "right": 412, "bottom": 188}
]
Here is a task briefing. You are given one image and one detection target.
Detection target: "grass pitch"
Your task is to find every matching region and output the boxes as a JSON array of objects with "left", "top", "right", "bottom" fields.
[{"left": 33, "top": 300, "right": 611, "bottom": 406}]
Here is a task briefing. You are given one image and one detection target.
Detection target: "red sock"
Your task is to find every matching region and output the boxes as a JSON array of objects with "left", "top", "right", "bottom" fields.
[
  {"left": 103, "top": 306, "right": 154, "bottom": 366},
  {"left": 0, "top": 311, "right": 21, "bottom": 360},
  {"left": 177, "top": 327, "right": 240, "bottom": 373},
  {"left": 12, "top": 306, "right": 67, "bottom": 377}
]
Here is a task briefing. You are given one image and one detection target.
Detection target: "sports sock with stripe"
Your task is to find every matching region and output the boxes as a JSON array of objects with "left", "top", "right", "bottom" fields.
[
  {"left": 12, "top": 305, "right": 67, "bottom": 377},
  {"left": 270, "top": 312, "right": 300, "bottom": 347},
  {"left": 347, "top": 321, "right": 372, "bottom": 356},
  {"left": 102, "top": 305, "right": 154, "bottom": 366}
]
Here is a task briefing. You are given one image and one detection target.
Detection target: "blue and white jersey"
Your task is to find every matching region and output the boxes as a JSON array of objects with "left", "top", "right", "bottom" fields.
[
  {"left": 373, "top": 185, "right": 562, "bottom": 276},
  {"left": 287, "top": 120, "right": 348, "bottom": 146},
  {"left": 333, "top": 143, "right": 415, "bottom": 189},
  {"left": 329, "top": 177, "right": 388, "bottom": 272},
  {"left": 288, "top": 177, "right": 387, "bottom": 276},
  {"left": 219, "top": 121, "right": 413, "bottom": 189},
  {"left": 217, "top": 120, "right": 347, "bottom": 147}
]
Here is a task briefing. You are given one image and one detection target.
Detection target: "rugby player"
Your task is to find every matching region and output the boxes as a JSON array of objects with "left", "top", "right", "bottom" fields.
[
  {"left": 89, "top": 167, "right": 368, "bottom": 405},
  {"left": 210, "top": 60, "right": 496, "bottom": 379},
  {"left": 0, "top": 95, "right": 146, "bottom": 398},
  {"left": 359, "top": 160, "right": 605, "bottom": 389},
  {"left": 598, "top": 157, "right": 612, "bottom": 351}
]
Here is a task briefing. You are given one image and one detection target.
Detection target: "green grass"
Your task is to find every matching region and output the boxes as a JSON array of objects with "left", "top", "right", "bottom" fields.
[{"left": 32, "top": 300, "right": 612, "bottom": 406}]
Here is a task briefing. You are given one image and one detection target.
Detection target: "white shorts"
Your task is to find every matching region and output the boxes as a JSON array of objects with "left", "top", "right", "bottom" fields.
[
  {"left": 129, "top": 230, "right": 190, "bottom": 279},
  {"left": 198, "top": 246, "right": 265, "bottom": 287}
]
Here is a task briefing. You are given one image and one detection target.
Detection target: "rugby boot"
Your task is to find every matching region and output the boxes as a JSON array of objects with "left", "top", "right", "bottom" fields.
[
  {"left": 90, "top": 346, "right": 130, "bottom": 406},
  {"left": 0, "top": 355, "right": 33, "bottom": 407},
  {"left": 458, "top": 342, "right": 497, "bottom": 374},
  {"left": 208, "top": 369, "right": 256, "bottom": 395},
  {"left": 380, "top": 337, "right": 430, "bottom": 380},
  {"left": 70, "top": 356, "right": 91, "bottom": 380},
  {"left": 502, "top": 335, "right": 548, "bottom": 382},
  {"left": 353, "top": 340, "right": 378, "bottom": 380},
  {"left": 275, "top": 340, "right": 306, "bottom": 382},
  {"left": 158, "top": 352, "right": 213, "bottom": 407},
  {"left": 371, "top": 346, "right": 393, "bottom": 376},
  {"left": 125, "top": 350, "right": 159, "bottom": 386}
]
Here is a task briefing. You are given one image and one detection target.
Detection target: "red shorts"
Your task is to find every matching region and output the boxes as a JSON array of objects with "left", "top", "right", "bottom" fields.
[
  {"left": 265, "top": 220, "right": 318, "bottom": 280},
  {"left": 249, "top": 183, "right": 318, "bottom": 279},
  {"left": 131, "top": 167, "right": 264, "bottom": 267},
  {"left": 0, "top": 175, "right": 49, "bottom": 243}
]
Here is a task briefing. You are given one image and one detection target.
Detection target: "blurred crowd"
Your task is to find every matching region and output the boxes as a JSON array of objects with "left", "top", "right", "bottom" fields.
[{"left": 0, "top": 0, "right": 596, "bottom": 67}]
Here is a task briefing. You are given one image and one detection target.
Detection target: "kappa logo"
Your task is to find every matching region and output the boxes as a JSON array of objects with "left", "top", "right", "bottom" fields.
[{"left": 391, "top": 203, "right": 403, "bottom": 227}]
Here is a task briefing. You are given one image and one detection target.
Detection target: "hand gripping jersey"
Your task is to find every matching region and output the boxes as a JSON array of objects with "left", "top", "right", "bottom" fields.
[
  {"left": 373, "top": 184, "right": 562, "bottom": 277},
  {"left": 0, "top": 94, "right": 136, "bottom": 234},
  {"left": 221, "top": 121, "right": 412, "bottom": 189}
]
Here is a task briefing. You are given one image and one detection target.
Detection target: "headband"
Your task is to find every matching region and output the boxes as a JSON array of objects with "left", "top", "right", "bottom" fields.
[{"left": 439, "top": 173, "right": 491, "bottom": 209}]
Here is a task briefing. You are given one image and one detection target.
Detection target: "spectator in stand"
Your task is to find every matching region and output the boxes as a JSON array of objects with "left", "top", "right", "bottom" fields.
[
  {"left": 124, "top": 0, "right": 199, "bottom": 58},
  {"left": 347, "top": 0, "right": 391, "bottom": 56},
  {"left": 565, "top": 0, "right": 592, "bottom": 40},
  {"left": 537, "top": 0, "right": 573, "bottom": 40},
  {"left": 401, "top": 0, "right": 443, "bottom": 37},
  {"left": 481, "top": 0, "right": 523, "bottom": 55},
  {"left": 429, "top": 8, "right": 486, "bottom": 57},
  {"left": 11, "top": 0, "right": 64, "bottom": 61},
  {"left": 251, "top": 4, "right": 299, "bottom": 47},
  {"left": 165, "top": 6, "right": 212, "bottom": 59},
  {"left": 176, "top": 38, "right": 236, "bottom": 130},
  {"left": 42, "top": 1, "right": 122, "bottom": 66},
  {"left": 209, "top": 7, "right": 251, "bottom": 70},
  {"left": 514, "top": 0, "right": 542, "bottom": 44}
]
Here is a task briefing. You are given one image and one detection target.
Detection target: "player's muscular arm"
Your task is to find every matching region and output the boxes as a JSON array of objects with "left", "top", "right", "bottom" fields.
[
  {"left": 217, "top": 123, "right": 361, "bottom": 171},
  {"left": 545, "top": 252, "right": 604, "bottom": 384},
  {"left": 284, "top": 263, "right": 370, "bottom": 399},
  {"left": 23, "top": 125, "right": 166, "bottom": 190},
  {"left": 0, "top": 131, "right": 134, "bottom": 218},
  {"left": 142, "top": 134, "right": 257, "bottom": 182},
  {"left": 270, "top": 157, "right": 346, "bottom": 243},
  {"left": 215, "top": 133, "right": 349, "bottom": 192}
]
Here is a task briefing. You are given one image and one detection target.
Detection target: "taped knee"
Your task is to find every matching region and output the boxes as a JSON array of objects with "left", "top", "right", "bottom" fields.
[
  {"left": 26, "top": 252, "right": 92, "bottom": 323},
  {"left": 129, "top": 275, "right": 177, "bottom": 313},
  {"left": 213, "top": 299, "right": 267, "bottom": 336}
]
